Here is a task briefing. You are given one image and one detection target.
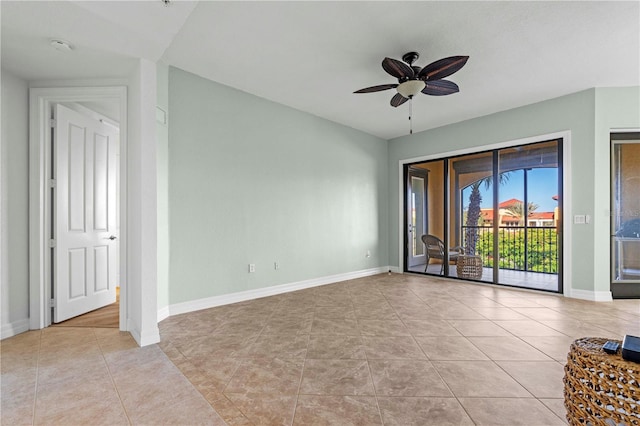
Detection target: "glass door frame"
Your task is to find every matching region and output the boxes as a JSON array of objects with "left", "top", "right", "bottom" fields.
[
  {"left": 406, "top": 167, "right": 429, "bottom": 268},
  {"left": 610, "top": 132, "right": 640, "bottom": 298},
  {"left": 402, "top": 138, "right": 563, "bottom": 294}
]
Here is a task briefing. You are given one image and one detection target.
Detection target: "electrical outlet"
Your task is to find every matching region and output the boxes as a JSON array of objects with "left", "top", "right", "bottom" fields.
[
  {"left": 366, "top": 250, "right": 371, "bottom": 258},
  {"left": 248, "top": 263, "right": 255, "bottom": 273},
  {"left": 274, "top": 262, "right": 279, "bottom": 270}
]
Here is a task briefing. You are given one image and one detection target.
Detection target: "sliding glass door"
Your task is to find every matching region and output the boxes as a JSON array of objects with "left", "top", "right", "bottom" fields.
[
  {"left": 405, "top": 160, "right": 445, "bottom": 274},
  {"left": 497, "top": 141, "right": 561, "bottom": 291},
  {"left": 611, "top": 133, "right": 640, "bottom": 298},
  {"left": 404, "top": 139, "right": 562, "bottom": 293},
  {"left": 451, "top": 151, "right": 495, "bottom": 282},
  {"left": 406, "top": 168, "right": 428, "bottom": 268}
]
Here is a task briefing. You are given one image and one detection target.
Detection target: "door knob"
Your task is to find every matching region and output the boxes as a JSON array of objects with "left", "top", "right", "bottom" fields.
[{"left": 107, "top": 235, "right": 117, "bottom": 240}]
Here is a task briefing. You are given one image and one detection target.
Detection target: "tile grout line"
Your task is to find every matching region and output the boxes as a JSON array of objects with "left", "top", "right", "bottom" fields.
[
  {"left": 355, "top": 286, "right": 387, "bottom": 426},
  {"left": 410, "top": 283, "right": 562, "bottom": 424},
  {"left": 411, "top": 317, "right": 479, "bottom": 425},
  {"left": 163, "top": 324, "right": 251, "bottom": 424},
  {"left": 449, "top": 311, "right": 568, "bottom": 423},
  {"left": 31, "top": 330, "right": 43, "bottom": 426},
  {"left": 373, "top": 278, "right": 476, "bottom": 425},
  {"left": 289, "top": 302, "right": 318, "bottom": 426},
  {"left": 94, "top": 329, "right": 133, "bottom": 425}
]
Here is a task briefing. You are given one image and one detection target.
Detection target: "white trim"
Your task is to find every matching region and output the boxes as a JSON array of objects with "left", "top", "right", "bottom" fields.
[
  {"left": 157, "top": 306, "right": 170, "bottom": 323},
  {"left": 1, "top": 319, "right": 30, "bottom": 340},
  {"left": 28, "top": 87, "right": 128, "bottom": 331},
  {"left": 609, "top": 128, "right": 640, "bottom": 134},
  {"left": 560, "top": 133, "right": 572, "bottom": 297},
  {"left": 569, "top": 289, "right": 613, "bottom": 302},
  {"left": 396, "top": 131, "right": 572, "bottom": 296},
  {"left": 397, "top": 163, "right": 405, "bottom": 273},
  {"left": 129, "top": 326, "right": 161, "bottom": 347},
  {"left": 159, "top": 267, "right": 390, "bottom": 319}
]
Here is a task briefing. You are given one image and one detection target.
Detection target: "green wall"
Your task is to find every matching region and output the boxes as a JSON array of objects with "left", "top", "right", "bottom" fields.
[
  {"left": 167, "top": 67, "right": 388, "bottom": 305},
  {"left": 388, "top": 87, "right": 639, "bottom": 295}
]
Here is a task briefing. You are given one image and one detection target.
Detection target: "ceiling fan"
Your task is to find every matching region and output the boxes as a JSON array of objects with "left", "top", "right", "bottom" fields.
[{"left": 354, "top": 52, "right": 469, "bottom": 107}]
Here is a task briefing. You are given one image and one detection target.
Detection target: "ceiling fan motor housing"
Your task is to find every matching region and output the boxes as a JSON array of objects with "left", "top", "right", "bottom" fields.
[{"left": 401, "top": 51, "right": 420, "bottom": 65}]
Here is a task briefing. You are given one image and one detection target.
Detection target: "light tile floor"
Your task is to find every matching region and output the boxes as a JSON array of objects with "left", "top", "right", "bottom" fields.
[
  {"left": 3, "top": 273, "right": 639, "bottom": 425},
  {"left": 1, "top": 327, "right": 225, "bottom": 425}
]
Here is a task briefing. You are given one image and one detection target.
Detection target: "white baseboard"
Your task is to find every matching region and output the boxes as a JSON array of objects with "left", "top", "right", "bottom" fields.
[
  {"left": 128, "top": 319, "right": 161, "bottom": 347},
  {"left": 1, "top": 318, "right": 30, "bottom": 340},
  {"left": 157, "top": 306, "right": 170, "bottom": 323},
  {"left": 569, "top": 288, "right": 613, "bottom": 302},
  {"left": 161, "top": 266, "right": 390, "bottom": 319}
]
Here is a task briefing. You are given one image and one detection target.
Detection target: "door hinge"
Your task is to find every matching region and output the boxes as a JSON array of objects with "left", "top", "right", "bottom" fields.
[
  {"left": 48, "top": 179, "right": 56, "bottom": 188},
  {"left": 48, "top": 239, "right": 56, "bottom": 248},
  {"left": 50, "top": 118, "right": 56, "bottom": 128},
  {"left": 49, "top": 299, "right": 56, "bottom": 308}
]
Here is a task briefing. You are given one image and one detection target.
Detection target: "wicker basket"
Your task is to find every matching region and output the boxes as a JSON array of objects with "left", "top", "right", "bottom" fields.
[
  {"left": 456, "top": 255, "right": 483, "bottom": 279},
  {"left": 564, "top": 337, "right": 640, "bottom": 426}
]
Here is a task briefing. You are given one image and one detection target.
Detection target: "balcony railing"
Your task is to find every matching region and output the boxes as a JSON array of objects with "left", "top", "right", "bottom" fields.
[{"left": 461, "top": 226, "right": 558, "bottom": 274}]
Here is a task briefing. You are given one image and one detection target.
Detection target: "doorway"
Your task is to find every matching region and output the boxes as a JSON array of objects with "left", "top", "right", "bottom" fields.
[
  {"left": 406, "top": 167, "right": 428, "bottom": 269},
  {"left": 404, "top": 138, "right": 563, "bottom": 293},
  {"left": 29, "top": 87, "right": 127, "bottom": 330},
  {"left": 611, "top": 132, "right": 640, "bottom": 298}
]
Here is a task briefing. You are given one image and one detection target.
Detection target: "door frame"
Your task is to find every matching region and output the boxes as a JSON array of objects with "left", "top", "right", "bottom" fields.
[
  {"left": 610, "top": 131, "right": 640, "bottom": 298},
  {"left": 405, "top": 167, "right": 428, "bottom": 269},
  {"left": 397, "top": 130, "right": 572, "bottom": 295},
  {"left": 29, "top": 86, "right": 128, "bottom": 330}
]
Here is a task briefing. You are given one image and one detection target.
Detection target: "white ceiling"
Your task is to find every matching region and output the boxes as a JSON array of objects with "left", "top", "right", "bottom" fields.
[{"left": 2, "top": 1, "right": 639, "bottom": 139}]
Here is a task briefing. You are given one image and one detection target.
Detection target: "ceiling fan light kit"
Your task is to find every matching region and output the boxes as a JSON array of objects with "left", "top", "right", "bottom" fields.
[
  {"left": 354, "top": 51, "right": 469, "bottom": 135},
  {"left": 397, "top": 80, "right": 426, "bottom": 98}
]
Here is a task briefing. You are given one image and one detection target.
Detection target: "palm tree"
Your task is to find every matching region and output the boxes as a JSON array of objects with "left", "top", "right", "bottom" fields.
[
  {"left": 506, "top": 201, "right": 539, "bottom": 226},
  {"left": 464, "top": 172, "right": 510, "bottom": 255},
  {"left": 464, "top": 180, "right": 485, "bottom": 255}
]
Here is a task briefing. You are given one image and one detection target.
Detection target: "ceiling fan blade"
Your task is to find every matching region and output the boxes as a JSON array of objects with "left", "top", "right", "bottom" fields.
[
  {"left": 418, "top": 56, "right": 469, "bottom": 81},
  {"left": 353, "top": 83, "right": 398, "bottom": 94},
  {"left": 421, "top": 79, "right": 460, "bottom": 96},
  {"left": 382, "top": 57, "right": 415, "bottom": 79},
  {"left": 390, "top": 93, "right": 408, "bottom": 107}
]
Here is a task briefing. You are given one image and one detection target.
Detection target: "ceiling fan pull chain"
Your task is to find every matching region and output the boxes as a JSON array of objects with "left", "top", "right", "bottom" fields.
[{"left": 409, "top": 97, "right": 413, "bottom": 135}]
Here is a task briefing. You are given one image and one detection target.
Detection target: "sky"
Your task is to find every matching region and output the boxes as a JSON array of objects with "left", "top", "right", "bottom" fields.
[{"left": 463, "top": 168, "right": 559, "bottom": 213}]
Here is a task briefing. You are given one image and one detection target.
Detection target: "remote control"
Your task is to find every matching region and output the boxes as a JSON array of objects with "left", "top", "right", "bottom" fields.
[{"left": 603, "top": 341, "right": 620, "bottom": 354}]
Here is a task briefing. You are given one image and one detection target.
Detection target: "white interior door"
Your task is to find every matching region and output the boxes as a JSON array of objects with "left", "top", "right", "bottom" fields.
[{"left": 53, "top": 104, "right": 118, "bottom": 322}]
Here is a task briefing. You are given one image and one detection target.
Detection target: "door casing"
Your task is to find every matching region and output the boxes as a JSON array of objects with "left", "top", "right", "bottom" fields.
[
  {"left": 29, "top": 86, "right": 128, "bottom": 330},
  {"left": 610, "top": 131, "right": 640, "bottom": 298}
]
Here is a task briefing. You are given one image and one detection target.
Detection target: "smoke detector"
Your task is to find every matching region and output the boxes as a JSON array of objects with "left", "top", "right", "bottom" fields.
[{"left": 50, "top": 39, "right": 73, "bottom": 52}]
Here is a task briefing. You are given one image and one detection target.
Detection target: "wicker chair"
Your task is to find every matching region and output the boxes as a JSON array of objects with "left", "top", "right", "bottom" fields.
[{"left": 421, "top": 234, "right": 464, "bottom": 274}]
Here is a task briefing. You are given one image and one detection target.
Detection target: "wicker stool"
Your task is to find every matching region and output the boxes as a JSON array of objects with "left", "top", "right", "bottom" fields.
[
  {"left": 456, "top": 255, "right": 483, "bottom": 279},
  {"left": 564, "top": 337, "right": 640, "bottom": 425}
]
